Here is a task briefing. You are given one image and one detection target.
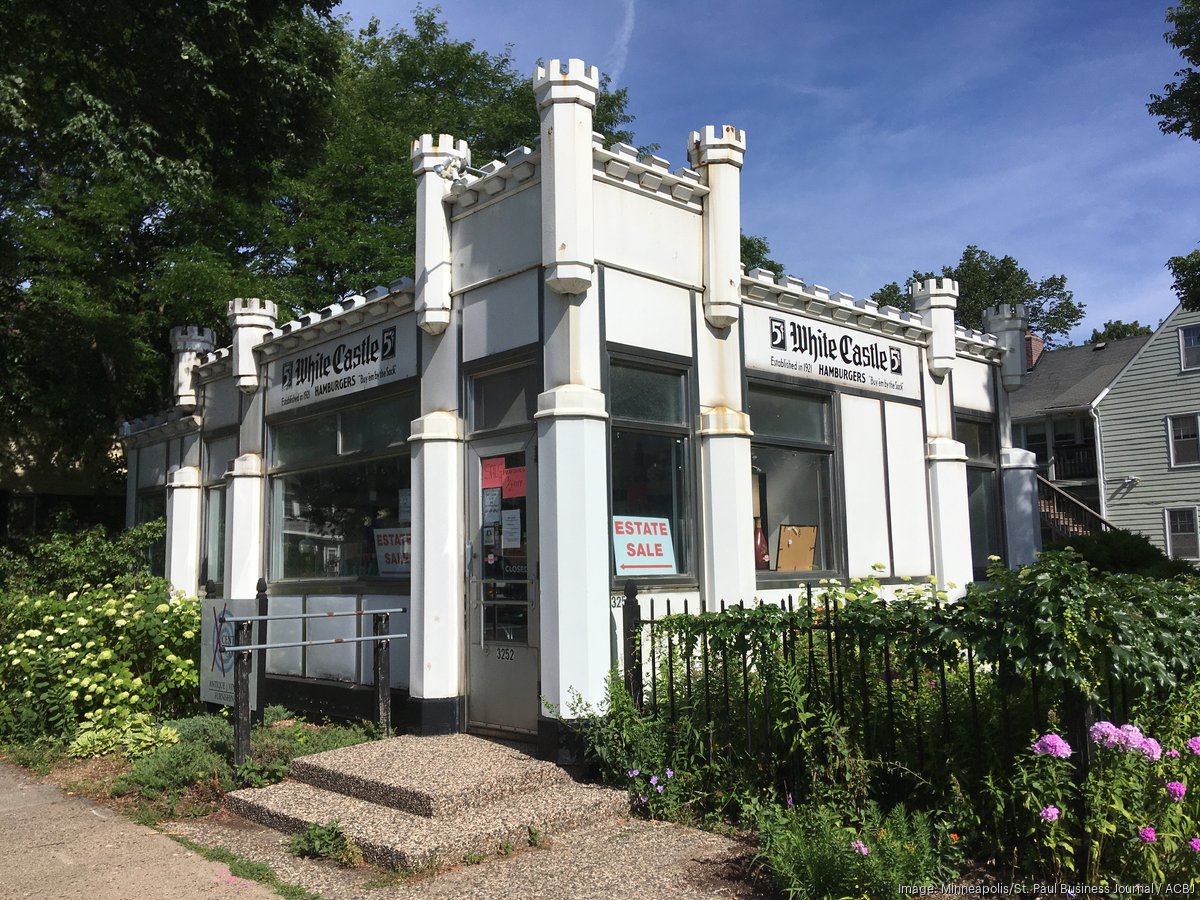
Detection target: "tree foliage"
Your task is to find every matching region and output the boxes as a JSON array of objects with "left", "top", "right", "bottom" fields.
[
  {"left": 740, "top": 233, "right": 784, "bottom": 276},
  {"left": 1086, "top": 320, "right": 1152, "bottom": 344},
  {"left": 872, "top": 245, "right": 1085, "bottom": 347},
  {"left": 1149, "top": 2, "right": 1200, "bottom": 309},
  {"left": 0, "top": 7, "right": 644, "bottom": 488}
]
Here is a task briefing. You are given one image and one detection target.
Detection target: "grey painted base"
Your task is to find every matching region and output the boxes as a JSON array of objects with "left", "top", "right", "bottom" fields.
[{"left": 404, "top": 695, "right": 465, "bottom": 735}]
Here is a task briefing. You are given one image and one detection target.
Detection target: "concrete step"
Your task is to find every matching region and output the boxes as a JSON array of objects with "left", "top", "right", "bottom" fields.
[
  {"left": 285, "top": 734, "right": 571, "bottom": 817},
  {"left": 226, "top": 778, "right": 627, "bottom": 870}
]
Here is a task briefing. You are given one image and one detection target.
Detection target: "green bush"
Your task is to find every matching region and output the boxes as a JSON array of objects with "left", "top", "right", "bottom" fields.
[
  {"left": 287, "top": 820, "right": 363, "bottom": 866},
  {"left": 749, "top": 799, "right": 960, "bottom": 900},
  {"left": 0, "top": 517, "right": 165, "bottom": 595},
  {"left": 1046, "top": 529, "right": 1196, "bottom": 579},
  {"left": 168, "top": 714, "right": 234, "bottom": 758},
  {"left": 0, "top": 582, "right": 201, "bottom": 740},
  {"left": 249, "top": 714, "right": 374, "bottom": 769},
  {"left": 115, "top": 739, "right": 233, "bottom": 801}
]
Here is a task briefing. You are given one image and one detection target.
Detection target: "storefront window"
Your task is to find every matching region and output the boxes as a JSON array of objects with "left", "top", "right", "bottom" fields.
[
  {"left": 609, "top": 362, "right": 692, "bottom": 579},
  {"left": 269, "top": 393, "right": 416, "bottom": 581},
  {"left": 202, "top": 434, "right": 236, "bottom": 588},
  {"left": 135, "top": 491, "right": 166, "bottom": 576},
  {"left": 748, "top": 385, "right": 836, "bottom": 575},
  {"left": 959, "top": 417, "right": 1003, "bottom": 577}
]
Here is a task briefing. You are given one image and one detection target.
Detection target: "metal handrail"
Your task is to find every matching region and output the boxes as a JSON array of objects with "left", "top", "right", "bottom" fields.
[
  {"left": 221, "top": 632, "right": 408, "bottom": 653},
  {"left": 220, "top": 607, "right": 407, "bottom": 624}
]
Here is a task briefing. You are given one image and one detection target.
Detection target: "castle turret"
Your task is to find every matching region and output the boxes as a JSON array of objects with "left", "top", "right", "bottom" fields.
[{"left": 169, "top": 326, "right": 216, "bottom": 408}]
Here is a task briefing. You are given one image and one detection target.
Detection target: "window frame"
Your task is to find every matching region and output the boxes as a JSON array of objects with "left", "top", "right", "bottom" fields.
[
  {"left": 747, "top": 378, "right": 842, "bottom": 584},
  {"left": 1165, "top": 506, "right": 1200, "bottom": 561},
  {"left": 1180, "top": 325, "right": 1200, "bottom": 372},
  {"left": 956, "top": 412, "right": 1005, "bottom": 579},
  {"left": 1166, "top": 413, "right": 1200, "bottom": 468},
  {"left": 607, "top": 349, "right": 698, "bottom": 588},
  {"left": 200, "top": 429, "right": 237, "bottom": 592},
  {"left": 266, "top": 387, "right": 418, "bottom": 586}
]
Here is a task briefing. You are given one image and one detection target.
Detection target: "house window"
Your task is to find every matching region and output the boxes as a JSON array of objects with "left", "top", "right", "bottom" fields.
[
  {"left": 748, "top": 385, "right": 836, "bottom": 576},
  {"left": 1166, "top": 508, "right": 1199, "bottom": 560},
  {"left": 958, "top": 417, "right": 1002, "bottom": 578},
  {"left": 1181, "top": 326, "right": 1200, "bottom": 371},
  {"left": 609, "top": 361, "right": 692, "bottom": 580},
  {"left": 1168, "top": 414, "right": 1200, "bottom": 467},
  {"left": 268, "top": 392, "right": 416, "bottom": 580}
]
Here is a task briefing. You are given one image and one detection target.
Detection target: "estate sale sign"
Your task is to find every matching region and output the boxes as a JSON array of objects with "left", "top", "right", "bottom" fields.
[
  {"left": 266, "top": 317, "right": 416, "bottom": 414},
  {"left": 612, "top": 516, "right": 678, "bottom": 575},
  {"left": 744, "top": 304, "right": 920, "bottom": 401}
]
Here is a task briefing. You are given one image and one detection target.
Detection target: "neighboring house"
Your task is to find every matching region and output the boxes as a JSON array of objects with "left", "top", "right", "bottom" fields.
[
  {"left": 1095, "top": 305, "right": 1200, "bottom": 561},
  {"left": 1010, "top": 333, "right": 1150, "bottom": 531}
]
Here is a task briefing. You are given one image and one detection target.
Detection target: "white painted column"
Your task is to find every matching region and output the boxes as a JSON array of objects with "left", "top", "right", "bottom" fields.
[
  {"left": 690, "top": 126, "right": 755, "bottom": 606},
  {"left": 224, "top": 453, "right": 264, "bottom": 599},
  {"left": 1002, "top": 447, "right": 1041, "bottom": 566},
  {"left": 532, "top": 60, "right": 612, "bottom": 716},
  {"left": 408, "top": 412, "right": 465, "bottom": 706},
  {"left": 911, "top": 278, "right": 973, "bottom": 594},
  {"left": 408, "top": 133, "right": 469, "bottom": 729},
  {"left": 164, "top": 465, "right": 202, "bottom": 595}
]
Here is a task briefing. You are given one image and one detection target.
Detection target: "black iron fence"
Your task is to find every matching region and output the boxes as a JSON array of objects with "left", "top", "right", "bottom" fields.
[{"left": 618, "top": 581, "right": 1130, "bottom": 806}]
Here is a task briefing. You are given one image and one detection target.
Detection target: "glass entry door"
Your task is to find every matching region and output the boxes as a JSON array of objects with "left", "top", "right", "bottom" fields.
[{"left": 466, "top": 433, "right": 538, "bottom": 734}]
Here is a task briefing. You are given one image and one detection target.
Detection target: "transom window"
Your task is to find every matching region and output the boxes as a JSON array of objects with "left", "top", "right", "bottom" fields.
[
  {"left": 1168, "top": 414, "right": 1200, "bottom": 467},
  {"left": 1181, "top": 326, "right": 1200, "bottom": 372}
]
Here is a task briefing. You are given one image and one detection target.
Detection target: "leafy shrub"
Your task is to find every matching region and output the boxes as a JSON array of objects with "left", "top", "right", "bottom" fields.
[
  {"left": 749, "top": 799, "right": 960, "bottom": 900},
  {"left": 168, "top": 714, "right": 234, "bottom": 758},
  {"left": 0, "top": 582, "right": 201, "bottom": 740},
  {"left": 67, "top": 713, "right": 179, "bottom": 759},
  {"left": 0, "top": 517, "right": 165, "bottom": 595},
  {"left": 114, "top": 739, "right": 233, "bottom": 801},
  {"left": 249, "top": 714, "right": 374, "bottom": 769},
  {"left": 1046, "top": 529, "right": 1196, "bottom": 579},
  {"left": 287, "top": 820, "right": 363, "bottom": 866}
]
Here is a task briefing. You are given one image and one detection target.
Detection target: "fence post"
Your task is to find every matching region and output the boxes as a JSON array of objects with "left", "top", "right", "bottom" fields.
[
  {"left": 233, "top": 619, "right": 252, "bottom": 766},
  {"left": 373, "top": 612, "right": 391, "bottom": 735},
  {"left": 622, "top": 580, "right": 643, "bottom": 710}
]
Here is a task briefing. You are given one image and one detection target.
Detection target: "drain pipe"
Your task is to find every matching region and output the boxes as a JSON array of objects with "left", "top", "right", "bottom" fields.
[{"left": 1090, "top": 393, "right": 1108, "bottom": 520}]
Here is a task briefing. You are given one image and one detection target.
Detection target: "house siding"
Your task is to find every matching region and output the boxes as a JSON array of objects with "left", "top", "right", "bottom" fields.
[{"left": 1096, "top": 306, "right": 1200, "bottom": 556}]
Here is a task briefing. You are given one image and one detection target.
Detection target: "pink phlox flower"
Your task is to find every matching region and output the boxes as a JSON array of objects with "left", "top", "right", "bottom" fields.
[
  {"left": 649, "top": 775, "right": 658, "bottom": 786},
  {"left": 1089, "top": 721, "right": 1118, "bottom": 745},
  {"left": 1040, "top": 805, "right": 1060, "bottom": 823},
  {"left": 1031, "top": 733, "right": 1072, "bottom": 759},
  {"left": 851, "top": 839, "right": 869, "bottom": 856},
  {"left": 1188, "top": 837, "right": 1200, "bottom": 853},
  {"left": 1187, "top": 736, "right": 1200, "bottom": 756},
  {"left": 1166, "top": 781, "right": 1187, "bottom": 802},
  {"left": 1141, "top": 738, "right": 1162, "bottom": 761},
  {"left": 665, "top": 768, "right": 674, "bottom": 779},
  {"left": 1118, "top": 724, "right": 1145, "bottom": 751},
  {"left": 1139, "top": 827, "right": 1157, "bottom": 843},
  {"left": 655, "top": 784, "right": 663, "bottom": 793},
  {"left": 1167, "top": 749, "right": 1181, "bottom": 758}
]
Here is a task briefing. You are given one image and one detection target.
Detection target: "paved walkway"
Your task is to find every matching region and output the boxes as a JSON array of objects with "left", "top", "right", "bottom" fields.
[{"left": 0, "top": 761, "right": 278, "bottom": 900}]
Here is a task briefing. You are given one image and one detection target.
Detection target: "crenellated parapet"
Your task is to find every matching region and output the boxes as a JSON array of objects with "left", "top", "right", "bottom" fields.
[
  {"left": 227, "top": 298, "right": 278, "bottom": 393},
  {"left": 258, "top": 278, "right": 414, "bottom": 359},
  {"left": 981, "top": 302, "right": 1029, "bottom": 386},
  {"left": 909, "top": 278, "right": 959, "bottom": 376},
  {"left": 534, "top": 59, "right": 599, "bottom": 296},
  {"left": 593, "top": 138, "right": 706, "bottom": 207},
  {"left": 742, "top": 268, "right": 929, "bottom": 343},
  {"left": 168, "top": 325, "right": 216, "bottom": 408}
]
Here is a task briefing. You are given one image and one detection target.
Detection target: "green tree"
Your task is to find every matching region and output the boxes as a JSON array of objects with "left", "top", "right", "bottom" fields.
[
  {"left": 0, "top": 0, "right": 344, "bottom": 481},
  {"left": 1149, "top": 1, "right": 1200, "bottom": 309},
  {"left": 874, "top": 246, "right": 1085, "bottom": 347},
  {"left": 740, "top": 233, "right": 784, "bottom": 276},
  {"left": 1085, "top": 319, "right": 1152, "bottom": 343}
]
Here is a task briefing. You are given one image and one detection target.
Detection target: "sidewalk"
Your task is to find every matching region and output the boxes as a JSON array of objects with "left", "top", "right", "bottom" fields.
[{"left": 0, "top": 761, "right": 278, "bottom": 900}]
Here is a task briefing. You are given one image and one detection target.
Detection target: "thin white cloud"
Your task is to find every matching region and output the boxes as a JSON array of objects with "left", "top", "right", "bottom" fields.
[{"left": 606, "top": 0, "right": 636, "bottom": 85}]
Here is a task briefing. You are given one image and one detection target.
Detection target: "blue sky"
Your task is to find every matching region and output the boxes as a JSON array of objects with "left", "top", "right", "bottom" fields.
[{"left": 338, "top": 0, "right": 1199, "bottom": 343}]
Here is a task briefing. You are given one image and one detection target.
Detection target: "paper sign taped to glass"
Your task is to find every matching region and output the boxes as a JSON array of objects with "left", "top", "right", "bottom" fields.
[{"left": 611, "top": 515, "right": 678, "bottom": 575}]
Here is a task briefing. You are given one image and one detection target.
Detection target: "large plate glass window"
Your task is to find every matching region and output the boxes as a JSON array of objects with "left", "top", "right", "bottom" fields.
[
  {"left": 202, "top": 434, "right": 237, "bottom": 589},
  {"left": 748, "top": 385, "right": 836, "bottom": 576},
  {"left": 135, "top": 491, "right": 166, "bottom": 576},
  {"left": 268, "top": 393, "right": 416, "bottom": 581},
  {"left": 958, "top": 417, "right": 1002, "bottom": 578},
  {"left": 609, "top": 361, "right": 693, "bottom": 581}
]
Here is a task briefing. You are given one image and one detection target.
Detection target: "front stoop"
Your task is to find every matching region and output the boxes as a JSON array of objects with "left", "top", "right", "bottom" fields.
[{"left": 226, "top": 734, "right": 628, "bottom": 870}]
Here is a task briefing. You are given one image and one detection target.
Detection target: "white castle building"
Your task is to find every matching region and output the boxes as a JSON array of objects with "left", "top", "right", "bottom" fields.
[{"left": 121, "top": 59, "right": 1040, "bottom": 750}]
